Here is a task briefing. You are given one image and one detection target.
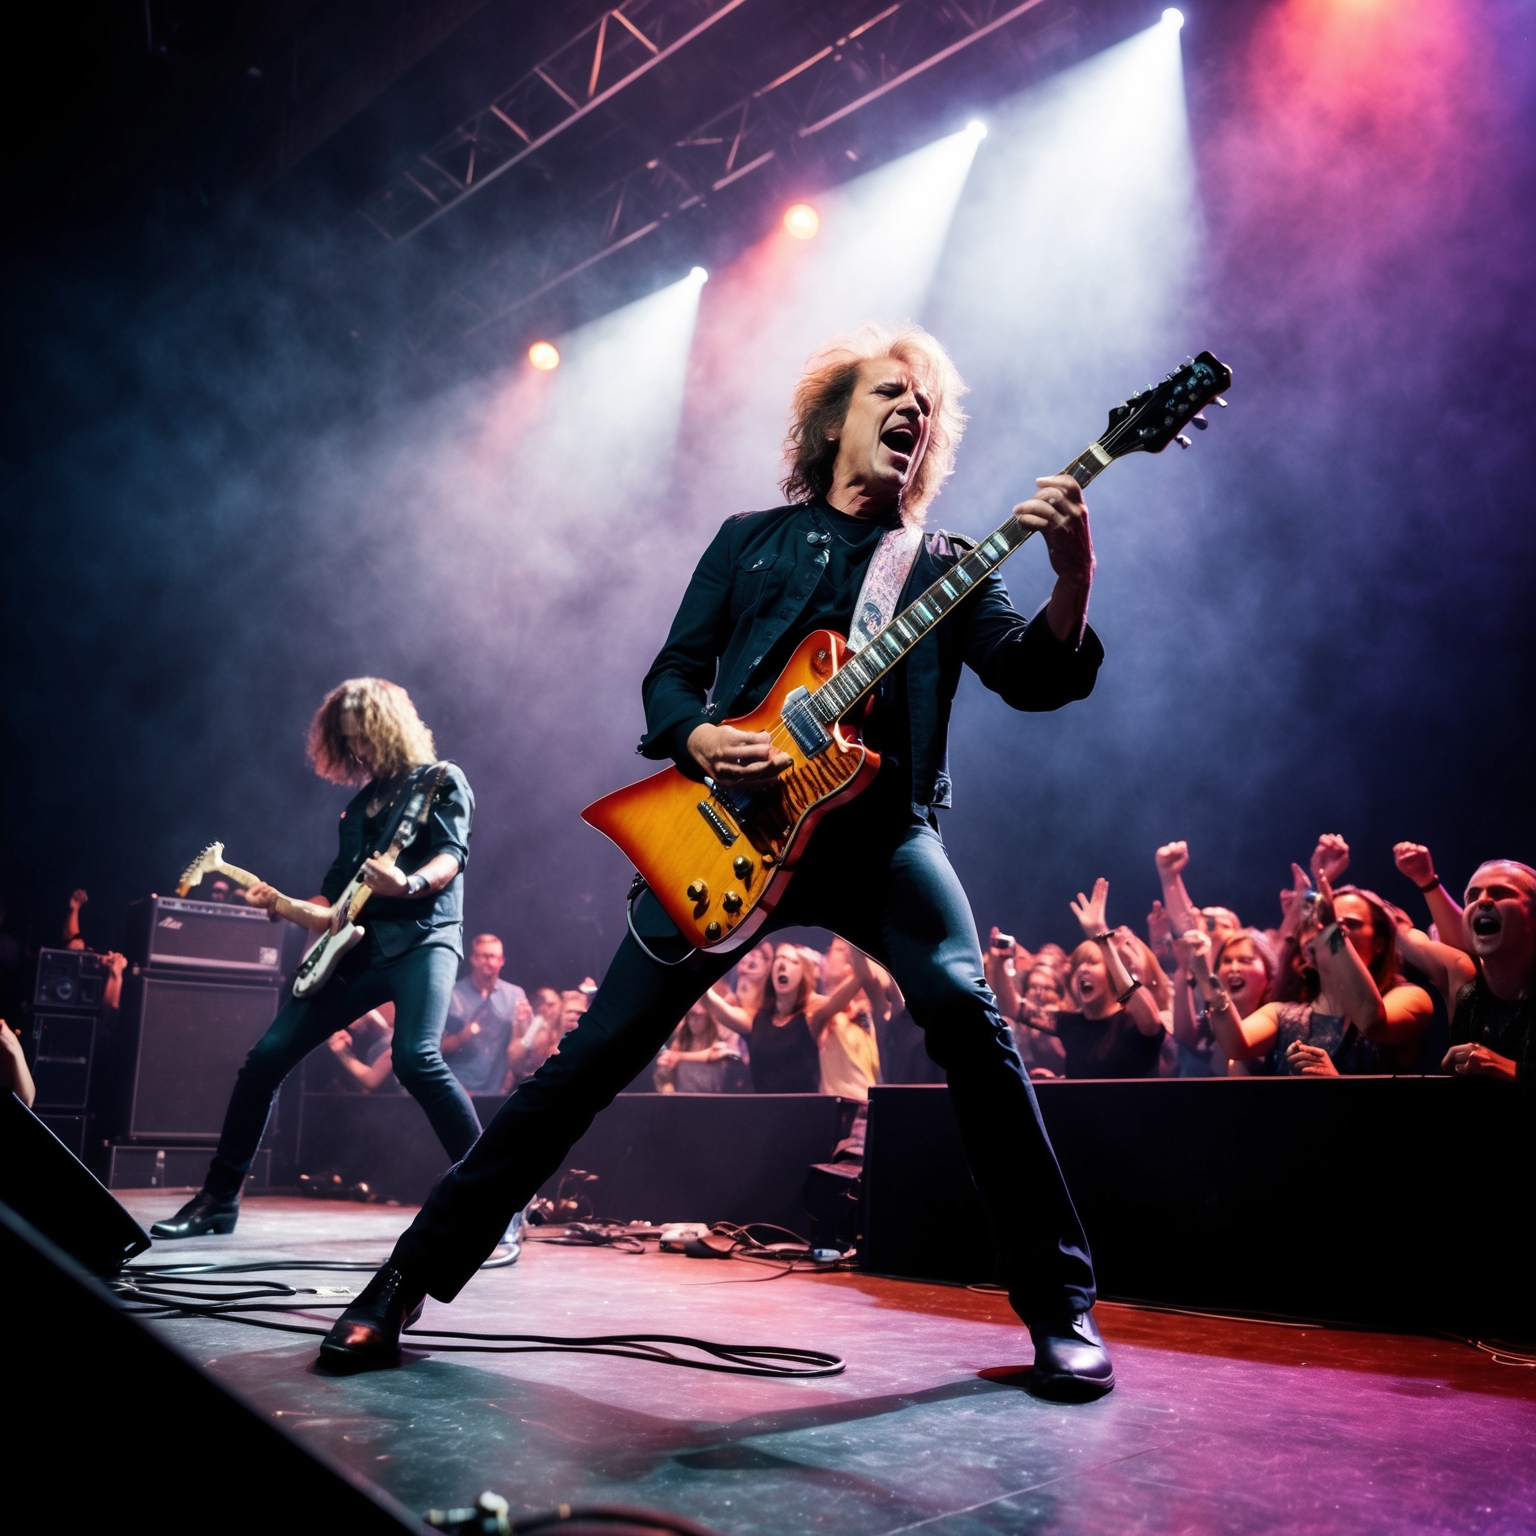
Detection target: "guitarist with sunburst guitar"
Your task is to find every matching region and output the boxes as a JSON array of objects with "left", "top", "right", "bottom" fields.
[
  {"left": 322, "top": 327, "right": 1230, "bottom": 1394},
  {"left": 151, "top": 677, "right": 484, "bottom": 1240}
]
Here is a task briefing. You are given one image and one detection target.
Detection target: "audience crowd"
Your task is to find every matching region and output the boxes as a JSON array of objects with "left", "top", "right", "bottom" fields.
[{"left": 5, "top": 833, "right": 1530, "bottom": 1107}]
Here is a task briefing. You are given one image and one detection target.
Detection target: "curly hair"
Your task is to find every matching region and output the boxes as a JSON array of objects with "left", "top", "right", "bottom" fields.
[
  {"left": 781, "top": 324, "right": 968, "bottom": 523},
  {"left": 307, "top": 678, "right": 437, "bottom": 786}
]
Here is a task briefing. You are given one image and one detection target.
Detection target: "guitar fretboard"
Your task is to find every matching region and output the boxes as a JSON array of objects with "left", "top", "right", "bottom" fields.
[{"left": 804, "top": 440, "right": 1114, "bottom": 728}]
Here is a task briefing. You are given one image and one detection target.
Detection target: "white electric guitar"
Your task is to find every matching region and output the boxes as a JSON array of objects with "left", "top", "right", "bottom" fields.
[{"left": 175, "top": 764, "right": 448, "bottom": 998}]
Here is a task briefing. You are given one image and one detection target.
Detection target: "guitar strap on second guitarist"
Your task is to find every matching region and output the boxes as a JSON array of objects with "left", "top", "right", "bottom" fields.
[
  {"left": 377, "top": 760, "right": 454, "bottom": 876},
  {"left": 379, "top": 761, "right": 451, "bottom": 884}
]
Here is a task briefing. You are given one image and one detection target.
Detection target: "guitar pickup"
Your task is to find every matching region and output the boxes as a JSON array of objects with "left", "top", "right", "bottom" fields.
[
  {"left": 696, "top": 800, "right": 738, "bottom": 846},
  {"left": 781, "top": 687, "right": 830, "bottom": 756}
]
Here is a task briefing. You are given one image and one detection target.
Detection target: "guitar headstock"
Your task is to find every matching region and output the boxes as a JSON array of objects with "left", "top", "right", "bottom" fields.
[
  {"left": 1102, "top": 351, "right": 1232, "bottom": 457},
  {"left": 176, "top": 841, "right": 225, "bottom": 897}
]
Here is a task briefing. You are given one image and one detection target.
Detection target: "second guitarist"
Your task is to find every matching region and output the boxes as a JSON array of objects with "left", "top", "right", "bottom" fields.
[{"left": 152, "top": 678, "right": 482, "bottom": 1239}]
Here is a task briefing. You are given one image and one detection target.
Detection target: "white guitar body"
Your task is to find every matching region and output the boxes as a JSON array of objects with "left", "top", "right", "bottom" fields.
[
  {"left": 292, "top": 922, "right": 367, "bottom": 998},
  {"left": 176, "top": 768, "right": 447, "bottom": 1003}
]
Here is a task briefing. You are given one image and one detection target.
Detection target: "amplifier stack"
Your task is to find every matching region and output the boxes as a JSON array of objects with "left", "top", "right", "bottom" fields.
[
  {"left": 99, "top": 895, "right": 291, "bottom": 1190},
  {"left": 30, "top": 948, "right": 111, "bottom": 1157}
]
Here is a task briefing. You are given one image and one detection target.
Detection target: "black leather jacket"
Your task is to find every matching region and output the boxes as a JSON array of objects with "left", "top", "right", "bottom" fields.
[{"left": 639, "top": 503, "right": 1104, "bottom": 813}]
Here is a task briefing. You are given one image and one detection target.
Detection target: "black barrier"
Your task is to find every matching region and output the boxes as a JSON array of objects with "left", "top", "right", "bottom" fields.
[
  {"left": 297, "top": 1092, "right": 846, "bottom": 1228},
  {"left": 863, "top": 1077, "right": 1535, "bottom": 1336}
]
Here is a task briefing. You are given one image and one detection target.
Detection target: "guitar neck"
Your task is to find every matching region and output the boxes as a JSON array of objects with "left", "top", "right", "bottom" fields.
[
  {"left": 213, "top": 859, "right": 263, "bottom": 889},
  {"left": 809, "top": 441, "right": 1115, "bottom": 723}
]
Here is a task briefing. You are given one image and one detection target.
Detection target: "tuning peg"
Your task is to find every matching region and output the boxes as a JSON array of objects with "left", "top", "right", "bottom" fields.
[
  {"left": 1190, "top": 413, "right": 1209, "bottom": 429},
  {"left": 1175, "top": 433, "right": 1192, "bottom": 449},
  {"left": 1214, "top": 396, "right": 1228, "bottom": 408}
]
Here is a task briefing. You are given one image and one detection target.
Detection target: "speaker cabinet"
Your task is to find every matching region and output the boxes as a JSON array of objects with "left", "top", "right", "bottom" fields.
[
  {"left": 119, "top": 972, "right": 281, "bottom": 1141},
  {"left": 34, "top": 946, "right": 108, "bottom": 1009},
  {"left": 30, "top": 1009, "right": 98, "bottom": 1109}
]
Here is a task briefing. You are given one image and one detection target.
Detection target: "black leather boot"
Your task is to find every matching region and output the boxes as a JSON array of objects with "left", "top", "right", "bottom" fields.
[
  {"left": 149, "top": 1190, "right": 240, "bottom": 1239},
  {"left": 317, "top": 1265, "right": 427, "bottom": 1373},
  {"left": 1028, "top": 1310, "right": 1116, "bottom": 1402}
]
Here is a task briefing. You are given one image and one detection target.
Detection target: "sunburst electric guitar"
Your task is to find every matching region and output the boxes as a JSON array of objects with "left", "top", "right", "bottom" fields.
[
  {"left": 175, "top": 764, "right": 448, "bottom": 997},
  {"left": 581, "top": 352, "right": 1233, "bottom": 955}
]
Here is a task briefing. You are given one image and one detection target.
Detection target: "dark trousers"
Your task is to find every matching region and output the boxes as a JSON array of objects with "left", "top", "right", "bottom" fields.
[
  {"left": 204, "top": 942, "right": 482, "bottom": 1199},
  {"left": 391, "top": 798, "right": 1096, "bottom": 1324}
]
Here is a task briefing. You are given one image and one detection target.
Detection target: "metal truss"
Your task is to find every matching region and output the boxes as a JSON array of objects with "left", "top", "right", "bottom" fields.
[
  {"left": 356, "top": 0, "right": 753, "bottom": 243},
  {"left": 402, "top": 0, "right": 1063, "bottom": 355}
]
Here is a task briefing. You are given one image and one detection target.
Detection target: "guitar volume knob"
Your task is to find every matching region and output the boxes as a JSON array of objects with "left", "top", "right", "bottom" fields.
[
  {"left": 686, "top": 879, "right": 709, "bottom": 904},
  {"left": 704, "top": 921, "right": 722, "bottom": 942},
  {"left": 733, "top": 856, "right": 753, "bottom": 880},
  {"left": 722, "top": 891, "right": 743, "bottom": 913}
]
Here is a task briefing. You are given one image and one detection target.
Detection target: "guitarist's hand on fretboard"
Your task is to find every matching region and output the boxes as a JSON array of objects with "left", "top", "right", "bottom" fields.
[{"left": 1011, "top": 473, "right": 1095, "bottom": 644}]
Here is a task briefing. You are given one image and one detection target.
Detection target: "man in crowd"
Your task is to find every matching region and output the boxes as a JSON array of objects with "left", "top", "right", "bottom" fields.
[{"left": 442, "top": 934, "right": 527, "bottom": 1095}]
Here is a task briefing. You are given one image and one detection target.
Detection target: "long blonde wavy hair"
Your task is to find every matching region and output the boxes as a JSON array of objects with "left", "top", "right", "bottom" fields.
[
  {"left": 307, "top": 678, "right": 437, "bottom": 786},
  {"left": 781, "top": 324, "right": 968, "bottom": 523}
]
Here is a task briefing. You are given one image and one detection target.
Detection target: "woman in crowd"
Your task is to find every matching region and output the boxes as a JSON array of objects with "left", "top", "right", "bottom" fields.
[
  {"left": 703, "top": 942, "right": 864, "bottom": 1093},
  {"left": 653, "top": 1000, "right": 747, "bottom": 1093},
  {"left": 1200, "top": 877, "right": 1433, "bottom": 1075},
  {"left": 984, "top": 932, "right": 1069, "bottom": 1077},
  {"left": 1031, "top": 880, "right": 1169, "bottom": 1079},
  {"left": 816, "top": 938, "right": 891, "bottom": 1101},
  {"left": 1172, "top": 929, "right": 1275, "bottom": 1076}
]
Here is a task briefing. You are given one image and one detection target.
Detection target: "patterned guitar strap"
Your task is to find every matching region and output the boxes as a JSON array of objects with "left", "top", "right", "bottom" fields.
[{"left": 848, "top": 520, "right": 924, "bottom": 652}]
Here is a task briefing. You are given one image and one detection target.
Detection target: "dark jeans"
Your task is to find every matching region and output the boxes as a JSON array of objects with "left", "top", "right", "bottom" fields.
[
  {"left": 391, "top": 796, "right": 1096, "bottom": 1324},
  {"left": 204, "top": 942, "right": 481, "bottom": 1199}
]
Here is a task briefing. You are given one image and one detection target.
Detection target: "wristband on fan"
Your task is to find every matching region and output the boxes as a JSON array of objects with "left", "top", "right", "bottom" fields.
[{"left": 1416, "top": 877, "right": 1440, "bottom": 893}]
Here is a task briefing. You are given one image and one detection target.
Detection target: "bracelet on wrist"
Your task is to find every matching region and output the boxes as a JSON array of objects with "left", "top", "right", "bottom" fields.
[
  {"left": 1115, "top": 977, "right": 1142, "bottom": 1006},
  {"left": 1091, "top": 930, "right": 1113, "bottom": 944},
  {"left": 1416, "top": 878, "right": 1440, "bottom": 893}
]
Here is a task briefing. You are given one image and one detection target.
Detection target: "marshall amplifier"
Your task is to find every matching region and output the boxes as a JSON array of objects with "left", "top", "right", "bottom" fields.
[
  {"left": 34, "top": 947, "right": 109, "bottom": 1010},
  {"left": 127, "top": 895, "right": 283, "bottom": 977}
]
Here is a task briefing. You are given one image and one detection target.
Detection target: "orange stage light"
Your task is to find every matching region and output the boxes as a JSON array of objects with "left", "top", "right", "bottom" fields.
[
  {"left": 783, "top": 203, "right": 820, "bottom": 240},
  {"left": 528, "top": 341, "right": 561, "bottom": 371}
]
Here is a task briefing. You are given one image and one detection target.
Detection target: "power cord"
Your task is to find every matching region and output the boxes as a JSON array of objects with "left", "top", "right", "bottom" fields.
[{"left": 111, "top": 1240, "right": 845, "bottom": 1377}]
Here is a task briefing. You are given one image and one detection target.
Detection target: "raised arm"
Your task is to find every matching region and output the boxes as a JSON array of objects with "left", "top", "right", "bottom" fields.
[
  {"left": 1070, "top": 879, "right": 1165, "bottom": 1038},
  {"left": 806, "top": 964, "right": 866, "bottom": 1033},
  {"left": 983, "top": 930, "right": 1023, "bottom": 1022},
  {"left": 1183, "top": 929, "right": 1280, "bottom": 1060},
  {"left": 702, "top": 985, "right": 754, "bottom": 1036},
  {"left": 1308, "top": 878, "right": 1433, "bottom": 1046},
  {"left": 1154, "top": 844, "right": 1199, "bottom": 938},
  {"left": 1393, "top": 842, "right": 1469, "bottom": 955}
]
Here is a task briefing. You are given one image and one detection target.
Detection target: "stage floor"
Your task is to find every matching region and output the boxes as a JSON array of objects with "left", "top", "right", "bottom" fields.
[{"left": 120, "top": 1194, "right": 1536, "bottom": 1535}]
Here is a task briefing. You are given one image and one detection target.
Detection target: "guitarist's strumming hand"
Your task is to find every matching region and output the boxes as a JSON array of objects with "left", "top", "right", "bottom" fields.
[
  {"left": 687, "top": 723, "right": 792, "bottom": 788},
  {"left": 1012, "top": 474, "right": 1095, "bottom": 645}
]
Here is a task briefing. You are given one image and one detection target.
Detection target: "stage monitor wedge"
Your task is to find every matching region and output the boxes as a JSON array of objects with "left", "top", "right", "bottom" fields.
[
  {"left": 1, "top": 1200, "right": 425, "bottom": 1534},
  {"left": 0, "top": 1089, "right": 149, "bottom": 1275}
]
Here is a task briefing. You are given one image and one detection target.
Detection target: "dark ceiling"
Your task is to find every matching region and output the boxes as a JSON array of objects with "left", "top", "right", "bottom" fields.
[{"left": 6, "top": 0, "right": 1185, "bottom": 380}]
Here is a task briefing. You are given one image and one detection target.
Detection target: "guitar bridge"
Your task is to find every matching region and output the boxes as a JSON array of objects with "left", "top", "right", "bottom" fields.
[{"left": 696, "top": 799, "right": 738, "bottom": 846}]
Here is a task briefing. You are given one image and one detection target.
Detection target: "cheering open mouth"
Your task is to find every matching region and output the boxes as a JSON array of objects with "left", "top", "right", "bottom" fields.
[
  {"left": 881, "top": 423, "right": 918, "bottom": 459},
  {"left": 1470, "top": 908, "right": 1502, "bottom": 937}
]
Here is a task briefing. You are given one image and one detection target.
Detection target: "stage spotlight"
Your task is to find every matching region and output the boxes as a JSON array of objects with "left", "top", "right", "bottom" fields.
[
  {"left": 966, "top": 119, "right": 988, "bottom": 141},
  {"left": 783, "top": 202, "right": 820, "bottom": 240},
  {"left": 528, "top": 341, "right": 560, "bottom": 371},
  {"left": 1162, "top": 7, "right": 1184, "bottom": 27},
  {"left": 690, "top": 266, "right": 709, "bottom": 284}
]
